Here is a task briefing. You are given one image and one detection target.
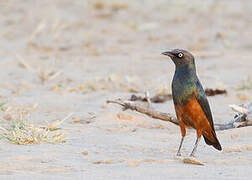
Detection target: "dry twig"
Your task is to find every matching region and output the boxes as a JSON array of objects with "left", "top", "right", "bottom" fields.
[
  {"left": 107, "top": 99, "right": 178, "bottom": 125},
  {"left": 107, "top": 99, "right": 252, "bottom": 130}
]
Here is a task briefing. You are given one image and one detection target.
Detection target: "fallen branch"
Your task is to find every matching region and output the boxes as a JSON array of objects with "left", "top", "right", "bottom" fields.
[
  {"left": 205, "top": 88, "right": 227, "bottom": 96},
  {"left": 107, "top": 99, "right": 178, "bottom": 125},
  {"left": 130, "top": 94, "right": 172, "bottom": 103},
  {"left": 129, "top": 88, "right": 227, "bottom": 104},
  {"left": 107, "top": 99, "right": 252, "bottom": 131}
]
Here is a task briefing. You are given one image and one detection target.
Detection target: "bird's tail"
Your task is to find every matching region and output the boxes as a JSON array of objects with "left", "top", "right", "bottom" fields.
[{"left": 203, "top": 130, "right": 222, "bottom": 151}]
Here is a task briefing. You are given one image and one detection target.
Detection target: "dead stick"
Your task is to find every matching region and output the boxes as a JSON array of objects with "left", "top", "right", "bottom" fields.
[
  {"left": 107, "top": 99, "right": 178, "bottom": 125},
  {"left": 107, "top": 99, "right": 251, "bottom": 131}
]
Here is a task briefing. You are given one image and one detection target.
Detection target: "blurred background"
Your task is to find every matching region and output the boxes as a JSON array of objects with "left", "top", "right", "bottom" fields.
[
  {"left": 1, "top": 0, "right": 252, "bottom": 120},
  {"left": 0, "top": 0, "right": 252, "bottom": 178}
]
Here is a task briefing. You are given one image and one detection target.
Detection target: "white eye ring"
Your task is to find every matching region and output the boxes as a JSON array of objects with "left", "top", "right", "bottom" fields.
[{"left": 178, "top": 53, "right": 183, "bottom": 58}]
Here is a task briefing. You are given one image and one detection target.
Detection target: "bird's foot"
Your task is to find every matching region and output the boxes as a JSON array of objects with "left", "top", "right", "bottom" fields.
[
  {"left": 189, "top": 137, "right": 200, "bottom": 157},
  {"left": 176, "top": 152, "right": 182, "bottom": 156},
  {"left": 189, "top": 152, "right": 196, "bottom": 157}
]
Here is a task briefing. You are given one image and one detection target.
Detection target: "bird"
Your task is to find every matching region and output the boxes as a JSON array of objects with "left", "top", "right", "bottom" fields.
[{"left": 162, "top": 49, "right": 222, "bottom": 157}]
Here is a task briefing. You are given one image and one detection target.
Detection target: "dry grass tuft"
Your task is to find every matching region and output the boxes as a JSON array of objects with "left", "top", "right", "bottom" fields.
[
  {"left": 17, "top": 55, "right": 62, "bottom": 84},
  {"left": 38, "top": 70, "right": 62, "bottom": 84},
  {"left": 0, "top": 107, "right": 70, "bottom": 145}
]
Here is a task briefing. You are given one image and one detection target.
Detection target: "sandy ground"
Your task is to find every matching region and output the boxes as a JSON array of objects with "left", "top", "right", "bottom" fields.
[{"left": 0, "top": 0, "right": 252, "bottom": 179}]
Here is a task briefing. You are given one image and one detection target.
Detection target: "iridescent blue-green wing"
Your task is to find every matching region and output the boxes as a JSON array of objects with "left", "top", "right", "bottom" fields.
[
  {"left": 195, "top": 80, "right": 214, "bottom": 130},
  {"left": 195, "top": 79, "right": 222, "bottom": 150}
]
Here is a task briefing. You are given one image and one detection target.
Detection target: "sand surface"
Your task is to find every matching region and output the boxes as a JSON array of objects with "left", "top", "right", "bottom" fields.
[{"left": 0, "top": 0, "right": 252, "bottom": 179}]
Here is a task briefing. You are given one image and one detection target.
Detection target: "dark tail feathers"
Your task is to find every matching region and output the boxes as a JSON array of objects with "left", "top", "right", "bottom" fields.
[{"left": 203, "top": 131, "right": 222, "bottom": 151}]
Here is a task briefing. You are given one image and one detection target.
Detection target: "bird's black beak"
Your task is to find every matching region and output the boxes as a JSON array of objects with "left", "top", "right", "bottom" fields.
[{"left": 161, "top": 51, "right": 174, "bottom": 58}]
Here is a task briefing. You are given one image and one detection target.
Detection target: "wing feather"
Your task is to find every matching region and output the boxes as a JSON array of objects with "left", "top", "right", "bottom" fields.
[
  {"left": 195, "top": 79, "right": 222, "bottom": 150},
  {"left": 195, "top": 80, "right": 214, "bottom": 130}
]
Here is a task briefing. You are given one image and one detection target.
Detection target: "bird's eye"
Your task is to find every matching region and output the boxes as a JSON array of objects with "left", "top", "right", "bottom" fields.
[{"left": 178, "top": 53, "right": 183, "bottom": 58}]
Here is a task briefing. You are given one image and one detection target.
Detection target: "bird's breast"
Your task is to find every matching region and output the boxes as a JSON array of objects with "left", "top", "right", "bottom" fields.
[
  {"left": 172, "top": 73, "right": 196, "bottom": 106},
  {"left": 175, "top": 97, "right": 211, "bottom": 131}
]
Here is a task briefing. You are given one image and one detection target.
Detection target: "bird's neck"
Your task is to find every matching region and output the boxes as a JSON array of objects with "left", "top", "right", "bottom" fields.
[{"left": 175, "top": 63, "right": 196, "bottom": 77}]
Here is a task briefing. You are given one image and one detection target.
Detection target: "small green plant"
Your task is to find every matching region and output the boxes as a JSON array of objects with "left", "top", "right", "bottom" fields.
[
  {"left": 238, "top": 78, "right": 252, "bottom": 90},
  {"left": 0, "top": 102, "right": 7, "bottom": 112}
]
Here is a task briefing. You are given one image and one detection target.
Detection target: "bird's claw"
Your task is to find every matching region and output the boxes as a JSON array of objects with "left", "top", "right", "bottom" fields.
[{"left": 189, "top": 153, "right": 195, "bottom": 157}]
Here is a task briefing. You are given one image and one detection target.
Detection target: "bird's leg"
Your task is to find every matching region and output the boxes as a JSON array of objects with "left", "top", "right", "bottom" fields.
[
  {"left": 190, "top": 137, "right": 201, "bottom": 157},
  {"left": 145, "top": 91, "right": 152, "bottom": 108},
  {"left": 177, "top": 121, "right": 186, "bottom": 156},
  {"left": 177, "top": 136, "right": 185, "bottom": 156}
]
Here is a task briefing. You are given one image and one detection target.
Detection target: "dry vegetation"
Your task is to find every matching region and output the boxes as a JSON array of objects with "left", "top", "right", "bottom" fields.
[
  {"left": 238, "top": 77, "right": 252, "bottom": 91},
  {"left": 0, "top": 104, "right": 68, "bottom": 145}
]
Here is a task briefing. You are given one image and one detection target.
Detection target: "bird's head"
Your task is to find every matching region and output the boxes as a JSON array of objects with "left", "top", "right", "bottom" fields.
[{"left": 162, "top": 49, "right": 195, "bottom": 67}]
